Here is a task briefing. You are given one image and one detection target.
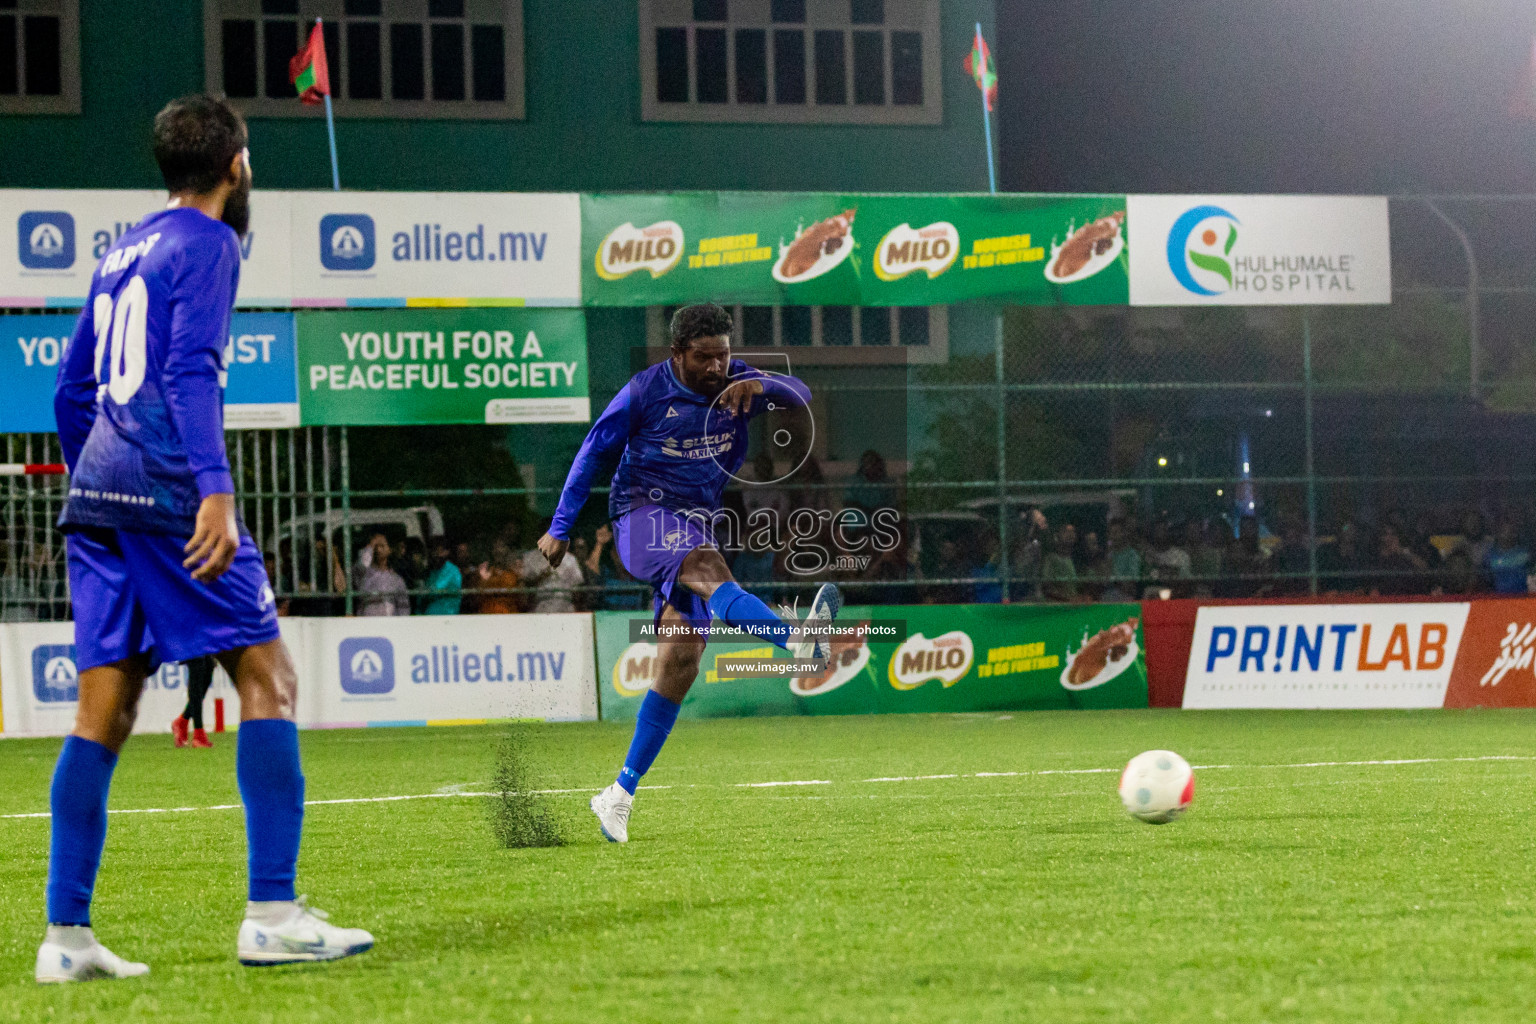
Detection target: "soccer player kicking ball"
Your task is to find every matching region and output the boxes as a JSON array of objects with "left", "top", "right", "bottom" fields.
[
  {"left": 537, "top": 304, "right": 840, "bottom": 844},
  {"left": 36, "top": 95, "right": 372, "bottom": 984}
]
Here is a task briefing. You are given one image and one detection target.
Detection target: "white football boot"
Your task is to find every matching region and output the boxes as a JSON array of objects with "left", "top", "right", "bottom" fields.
[
  {"left": 591, "top": 782, "right": 634, "bottom": 843},
  {"left": 237, "top": 897, "right": 374, "bottom": 966},
  {"left": 784, "top": 583, "right": 842, "bottom": 661},
  {"left": 35, "top": 926, "right": 149, "bottom": 984}
]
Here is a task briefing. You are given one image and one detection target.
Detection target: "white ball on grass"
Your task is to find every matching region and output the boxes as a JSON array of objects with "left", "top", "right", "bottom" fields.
[{"left": 1119, "top": 749, "right": 1194, "bottom": 824}]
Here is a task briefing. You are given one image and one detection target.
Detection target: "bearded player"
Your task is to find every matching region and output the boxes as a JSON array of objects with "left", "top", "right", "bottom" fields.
[
  {"left": 537, "top": 303, "right": 840, "bottom": 843},
  {"left": 36, "top": 95, "right": 372, "bottom": 984}
]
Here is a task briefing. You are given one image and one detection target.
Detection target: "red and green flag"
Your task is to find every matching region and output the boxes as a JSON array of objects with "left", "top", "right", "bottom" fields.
[
  {"left": 289, "top": 21, "right": 331, "bottom": 105},
  {"left": 964, "top": 27, "right": 997, "bottom": 112}
]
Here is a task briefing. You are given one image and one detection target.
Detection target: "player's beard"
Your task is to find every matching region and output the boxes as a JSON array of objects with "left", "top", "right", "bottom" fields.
[{"left": 221, "top": 164, "right": 252, "bottom": 239}]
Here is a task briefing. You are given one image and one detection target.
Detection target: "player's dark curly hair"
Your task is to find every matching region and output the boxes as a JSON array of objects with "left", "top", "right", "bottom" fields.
[
  {"left": 670, "top": 303, "right": 734, "bottom": 350},
  {"left": 152, "top": 95, "right": 248, "bottom": 195}
]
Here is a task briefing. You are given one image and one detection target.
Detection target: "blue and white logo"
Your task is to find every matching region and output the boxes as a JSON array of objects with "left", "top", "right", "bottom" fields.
[
  {"left": 1166, "top": 204, "right": 1240, "bottom": 296},
  {"left": 339, "top": 637, "right": 394, "bottom": 694},
  {"left": 18, "top": 212, "right": 76, "bottom": 270},
  {"left": 32, "top": 645, "right": 78, "bottom": 703},
  {"left": 319, "top": 214, "right": 375, "bottom": 271}
]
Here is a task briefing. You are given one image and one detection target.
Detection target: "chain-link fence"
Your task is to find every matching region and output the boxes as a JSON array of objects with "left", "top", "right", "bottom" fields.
[{"left": 4, "top": 195, "right": 1534, "bottom": 620}]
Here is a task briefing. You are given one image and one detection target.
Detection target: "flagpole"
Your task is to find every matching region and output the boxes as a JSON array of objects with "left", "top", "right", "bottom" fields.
[
  {"left": 318, "top": 18, "right": 340, "bottom": 191},
  {"left": 976, "top": 22, "right": 997, "bottom": 194}
]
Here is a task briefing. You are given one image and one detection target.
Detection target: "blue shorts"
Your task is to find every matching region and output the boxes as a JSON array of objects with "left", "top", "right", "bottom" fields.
[
  {"left": 612, "top": 505, "right": 714, "bottom": 634},
  {"left": 66, "top": 527, "right": 280, "bottom": 672}
]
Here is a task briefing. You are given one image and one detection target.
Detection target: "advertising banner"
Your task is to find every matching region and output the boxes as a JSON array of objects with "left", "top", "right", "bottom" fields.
[
  {"left": 0, "top": 312, "right": 299, "bottom": 433},
  {"left": 595, "top": 603, "right": 1147, "bottom": 721},
  {"left": 0, "top": 189, "right": 292, "bottom": 308},
  {"left": 1127, "top": 194, "right": 1391, "bottom": 306},
  {"left": 296, "top": 307, "right": 589, "bottom": 425},
  {"left": 1181, "top": 598, "right": 1536, "bottom": 709},
  {"left": 582, "top": 192, "right": 1130, "bottom": 308},
  {"left": 288, "top": 191, "right": 581, "bottom": 306},
  {"left": 302, "top": 615, "right": 598, "bottom": 725},
  {"left": 0, "top": 620, "right": 270, "bottom": 738}
]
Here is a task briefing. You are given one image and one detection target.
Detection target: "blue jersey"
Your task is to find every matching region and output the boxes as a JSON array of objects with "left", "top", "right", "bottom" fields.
[
  {"left": 55, "top": 207, "right": 241, "bottom": 536},
  {"left": 549, "top": 358, "right": 811, "bottom": 539}
]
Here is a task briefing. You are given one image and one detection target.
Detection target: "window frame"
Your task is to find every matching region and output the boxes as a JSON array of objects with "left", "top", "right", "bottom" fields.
[
  {"left": 0, "top": 0, "right": 81, "bottom": 116},
  {"left": 202, "top": 0, "right": 524, "bottom": 121},
  {"left": 645, "top": 304, "right": 949, "bottom": 365},
  {"left": 638, "top": 0, "right": 941, "bottom": 125}
]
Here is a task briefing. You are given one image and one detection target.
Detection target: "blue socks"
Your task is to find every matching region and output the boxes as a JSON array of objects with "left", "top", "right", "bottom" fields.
[
  {"left": 707, "top": 581, "right": 791, "bottom": 649},
  {"left": 237, "top": 719, "right": 305, "bottom": 903},
  {"left": 617, "top": 690, "right": 681, "bottom": 794},
  {"left": 46, "top": 736, "right": 117, "bottom": 926}
]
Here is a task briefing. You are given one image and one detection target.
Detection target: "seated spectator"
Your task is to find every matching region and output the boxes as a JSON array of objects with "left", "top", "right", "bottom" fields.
[
  {"left": 927, "top": 538, "right": 971, "bottom": 605},
  {"left": 1318, "top": 520, "right": 1369, "bottom": 594},
  {"left": 1040, "top": 523, "right": 1080, "bottom": 603},
  {"left": 1218, "top": 516, "right": 1269, "bottom": 598},
  {"left": 1454, "top": 511, "right": 1494, "bottom": 568},
  {"left": 421, "top": 538, "right": 463, "bottom": 615},
  {"left": 1076, "top": 529, "right": 1107, "bottom": 601},
  {"left": 1188, "top": 520, "right": 1223, "bottom": 597},
  {"left": 1105, "top": 517, "right": 1143, "bottom": 596},
  {"left": 399, "top": 537, "right": 428, "bottom": 595},
  {"left": 1270, "top": 514, "right": 1312, "bottom": 596},
  {"left": 471, "top": 537, "right": 523, "bottom": 614},
  {"left": 844, "top": 449, "right": 897, "bottom": 515},
  {"left": 1374, "top": 524, "right": 1428, "bottom": 596},
  {"left": 1484, "top": 520, "right": 1531, "bottom": 594},
  {"left": 1144, "top": 519, "right": 1192, "bottom": 583},
  {"left": 353, "top": 533, "right": 410, "bottom": 616},
  {"left": 521, "top": 518, "right": 585, "bottom": 613},
  {"left": 569, "top": 535, "right": 598, "bottom": 611},
  {"left": 587, "top": 523, "right": 643, "bottom": 611},
  {"left": 971, "top": 528, "right": 1005, "bottom": 604}
]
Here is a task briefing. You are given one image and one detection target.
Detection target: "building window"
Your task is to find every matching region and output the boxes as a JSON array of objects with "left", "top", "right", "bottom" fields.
[
  {"left": 639, "top": 0, "right": 940, "bottom": 124},
  {"left": 0, "top": 0, "right": 80, "bottom": 115},
  {"left": 204, "top": 0, "right": 524, "bottom": 119},
  {"left": 647, "top": 305, "right": 948, "bottom": 365}
]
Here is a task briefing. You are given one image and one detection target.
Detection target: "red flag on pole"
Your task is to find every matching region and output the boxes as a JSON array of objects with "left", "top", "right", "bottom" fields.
[
  {"left": 289, "top": 21, "right": 331, "bottom": 105},
  {"left": 964, "top": 27, "right": 998, "bottom": 113}
]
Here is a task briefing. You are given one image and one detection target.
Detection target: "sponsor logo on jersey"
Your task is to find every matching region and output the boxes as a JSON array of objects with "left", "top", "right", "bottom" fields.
[
  {"left": 874, "top": 221, "right": 959, "bottom": 281},
  {"left": 666, "top": 406, "right": 679, "bottom": 418},
  {"left": 17, "top": 211, "right": 76, "bottom": 270},
  {"left": 339, "top": 636, "right": 395, "bottom": 694},
  {"left": 32, "top": 645, "right": 79, "bottom": 703},
  {"left": 595, "top": 221, "right": 683, "bottom": 280},
  {"left": 319, "top": 214, "right": 377, "bottom": 271},
  {"left": 888, "top": 630, "right": 974, "bottom": 690}
]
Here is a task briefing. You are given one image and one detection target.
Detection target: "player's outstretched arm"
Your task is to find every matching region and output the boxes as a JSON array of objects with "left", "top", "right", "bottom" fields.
[
  {"left": 722, "top": 367, "right": 811, "bottom": 418},
  {"left": 544, "top": 385, "right": 637, "bottom": 562}
]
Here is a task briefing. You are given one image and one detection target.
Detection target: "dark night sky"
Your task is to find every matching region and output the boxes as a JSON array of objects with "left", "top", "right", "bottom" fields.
[{"left": 998, "top": 0, "right": 1536, "bottom": 194}]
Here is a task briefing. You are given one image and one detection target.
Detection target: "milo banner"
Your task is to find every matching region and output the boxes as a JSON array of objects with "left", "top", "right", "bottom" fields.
[
  {"left": 582, "top": 192, "right": 1130, "bottom": 308},
  {"left": 596, "top": 604, "right": 1148, "bottom": 721},
  {"left": 296, "top": 307, "right": 589, "bottom": 425}
]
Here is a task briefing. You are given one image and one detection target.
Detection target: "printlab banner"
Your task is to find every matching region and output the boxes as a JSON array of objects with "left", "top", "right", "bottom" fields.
[
  {"left": 1127, "top": 195, "right": 1391, "bottom": 306},
  {"left": 303, "top": 615, "right": 598, "bottom": 725},
  {"left": 595, "top": 603, "right": 1148, "bottom": 721},
  {"left": 0, "top": 312, "right": 300, "bottom": 433},
  {"left": 1182, "top": 599, "right": 1536, "bottom": 709},
  {"left": 0, "top": 190, "right": 581, "bottom": 308},
  {"left": 582, "top": 192, "right": 1131, "bottom": 307},
  {"left": 296, "top": 307, "right": 590, "bottom": 425}
]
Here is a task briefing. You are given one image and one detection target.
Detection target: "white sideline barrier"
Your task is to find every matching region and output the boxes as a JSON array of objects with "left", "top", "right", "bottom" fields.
[{"left": 0, "top": 615, "right": 598, "bottom": 738}]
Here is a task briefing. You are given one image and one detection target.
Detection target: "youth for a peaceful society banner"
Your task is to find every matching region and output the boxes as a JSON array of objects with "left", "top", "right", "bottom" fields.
[
  {"left": 1182, "top": 599, "right": 1536, "bottom": 709},
  {"left": 582, "top": 192, "right": 1131, "bottom": 308},
  {"left": 297, "top": 307, "right": 590, "bottom": 425},
  {"left": 1127, "top": 195, "right": 1391, "bottom": 306},
  {"left": 0, "top": 311, "right": 299, "bottom": 432},
  {"left": 596, "top": 603, "right": 1148, "bottom": 721}
]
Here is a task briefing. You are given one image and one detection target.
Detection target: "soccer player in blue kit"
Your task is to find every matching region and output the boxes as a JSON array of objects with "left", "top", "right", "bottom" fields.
[
  {"left": 35, "top": 96, "right": 372, "bottom": 984},
  {"left": 536, "top": 303, "right": 841, "bottom": 843}
]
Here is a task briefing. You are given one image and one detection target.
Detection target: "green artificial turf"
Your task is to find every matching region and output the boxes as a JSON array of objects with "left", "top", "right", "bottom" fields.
[{"left": 3, "top": 710, "right": 1535, "bottom": 1023}]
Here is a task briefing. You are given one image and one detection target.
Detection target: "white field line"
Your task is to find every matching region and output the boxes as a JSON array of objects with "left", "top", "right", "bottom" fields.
[{"left": 2, "top": 755, "right": 1533, "bottom": 822}]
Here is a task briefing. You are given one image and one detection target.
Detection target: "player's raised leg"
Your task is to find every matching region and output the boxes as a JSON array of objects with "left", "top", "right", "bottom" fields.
[
  {"left": 592, "top": 601, "right": 706, "bottom": 843},
  {"left": 36, "top": 658, "right": 153, "bottom": 984}
]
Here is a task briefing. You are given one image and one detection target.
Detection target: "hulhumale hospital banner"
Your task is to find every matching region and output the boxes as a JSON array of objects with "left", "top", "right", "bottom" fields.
[
  {"left": 0, "top": 312, "right": 299, "bottom": 432},
  {"left": 595, "top": 603, "right": 1148, "bottom": 721},
  {"left": 582, "top": 192, "right": 1133, "bottom": 307},
  {"left": 297, "top": 307, "right": 590, "bottom": 425}
]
